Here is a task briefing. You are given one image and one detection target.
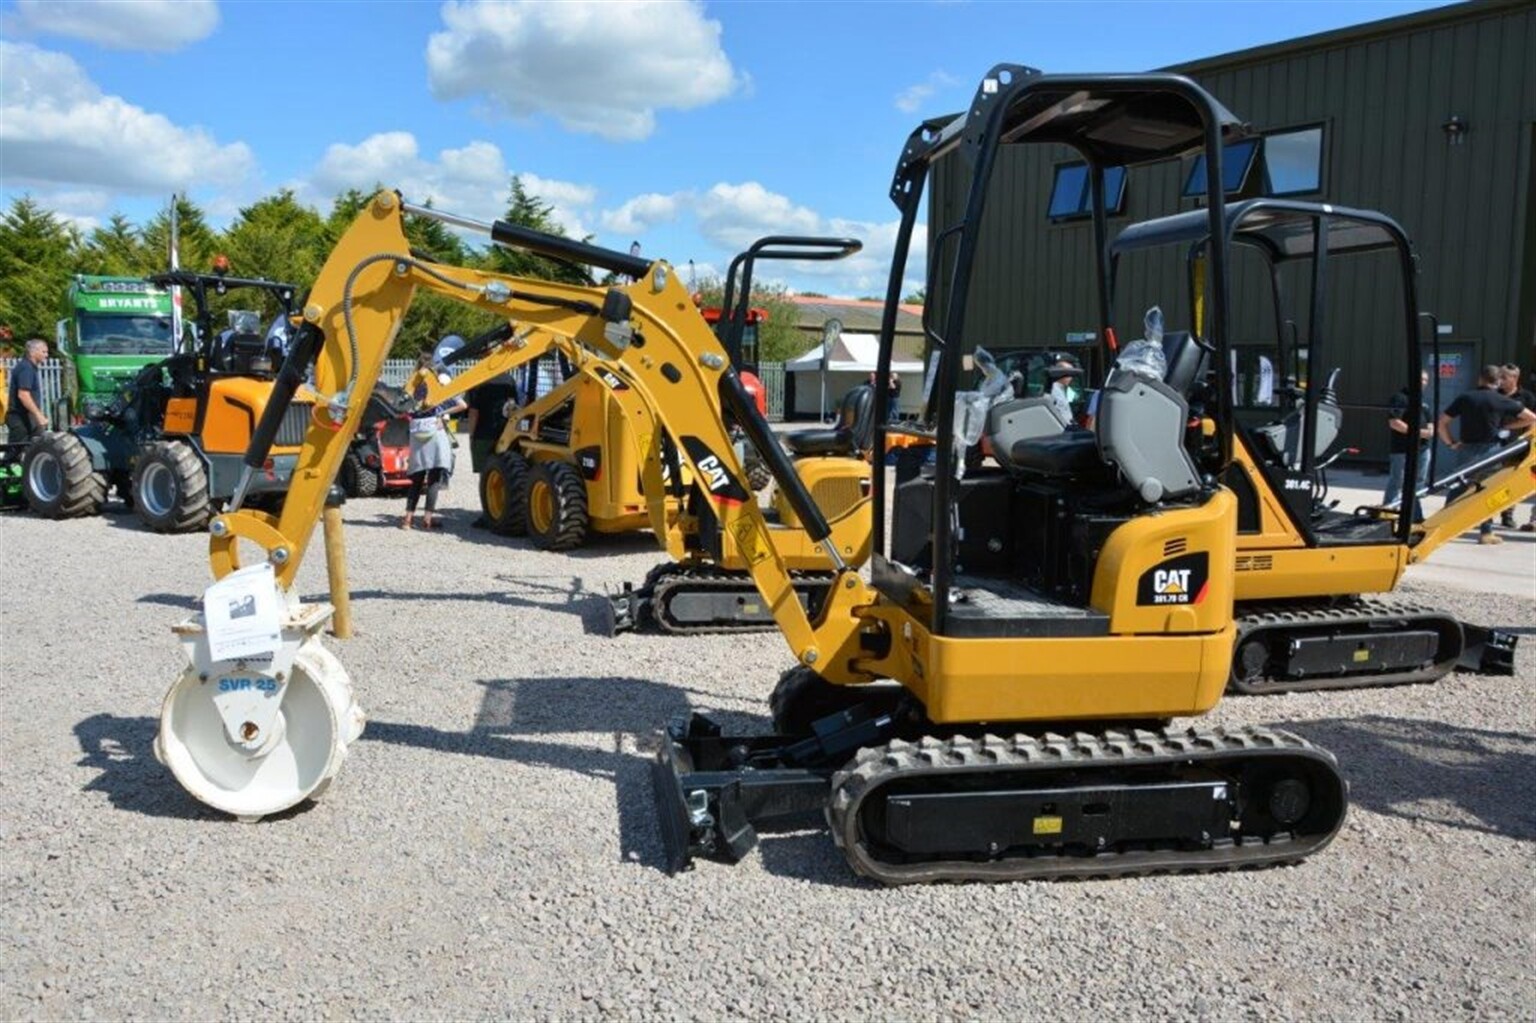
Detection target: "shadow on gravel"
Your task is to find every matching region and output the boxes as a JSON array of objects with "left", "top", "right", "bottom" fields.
[
  {"left": 137, "top": 592, "right": 200, "bottom": 610},
  {"left": 364, "top": 675, "right": 701, "bottom": 870},
  {"left": 1296, "top": 715, "right": 1536, "bottom": 840},
  {"left": 349, "top": 574, "right": 615, "bottom": 634},
  {"left": 347, "top": 511, "right": 659, "bottom": 556},
  {"left": 73, "top": 713, "right": 217, "bottom": 820}
]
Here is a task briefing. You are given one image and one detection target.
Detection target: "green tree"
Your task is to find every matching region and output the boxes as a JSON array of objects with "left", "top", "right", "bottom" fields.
[
  {"left": 0, "top": 197, "right": 81, "bottom": 343},
  {"left": 82, "top": 214, "right": 150, "bottom": 276},
  {"left": 483, "top": 176, "right": 590, "bottom": 285},
  {"left": 141, "top": 195, "right": 219, "bottom": 275},
  {"left": 902, "top": 288, "right": 925, "bottom": 305},
  {"left": 219, "top": 190, "right": 327, "bottom": 290},
  {"left": 693, "top": 276, "right": 811, "bottom": 363}
]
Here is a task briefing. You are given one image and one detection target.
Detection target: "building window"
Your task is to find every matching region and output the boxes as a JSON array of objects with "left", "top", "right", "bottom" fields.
[
  {"left": 1048, "top": 163, "right": 1127, "bottom": 221},
  {"left": 1261, "top": 126, "right": 1324, "bottom": 195},
  {"left": 1182, "top": 138, "right": 1260, "bottom": 197},
  {"left": 1182, "top": 126, "right": 1325, "bottom": 199}
]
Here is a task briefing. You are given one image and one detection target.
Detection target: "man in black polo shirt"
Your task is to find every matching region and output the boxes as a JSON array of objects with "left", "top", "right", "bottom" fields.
[
  {"left": 1436, "top": 364, "right": 1536, "bottom": 544},
  {"left": 5, "top": 338, "right": 50, "bottom": 442}
]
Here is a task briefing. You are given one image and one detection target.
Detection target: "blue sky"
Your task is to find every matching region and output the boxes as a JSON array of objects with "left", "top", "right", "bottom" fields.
[{"left": 1, "top": 0, "right": 1446, "bottom": 295}]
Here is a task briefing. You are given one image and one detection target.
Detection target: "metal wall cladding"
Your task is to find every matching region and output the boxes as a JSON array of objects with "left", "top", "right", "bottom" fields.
[{"left": 930, "top": 1, "right": 1536, "bottom": 459}]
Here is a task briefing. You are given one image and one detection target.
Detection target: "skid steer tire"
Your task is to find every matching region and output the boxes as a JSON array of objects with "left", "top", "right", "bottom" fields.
[
  {"left": 340, "top": 449, "right": 380, "bottom": 499},
  {"left": 132, "top": 441, "right": 211, "bottom": 533},
  {"left": 524, "top": 459, "right": 588, "bottom": 551},
  {"left": 481, "top": 451, "right": 530, "bottom": 536},
  {"left": 23, "top": 431, "right": 106, "bottom": 518}
]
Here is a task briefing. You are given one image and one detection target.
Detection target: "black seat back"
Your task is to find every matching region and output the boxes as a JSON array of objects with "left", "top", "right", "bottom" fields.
[
  {"left": 783, "top": 383, "right": 875, "bottom": 457},
  {"left": 1160, "top": 330, "right": 1210, "bottom": 397}
]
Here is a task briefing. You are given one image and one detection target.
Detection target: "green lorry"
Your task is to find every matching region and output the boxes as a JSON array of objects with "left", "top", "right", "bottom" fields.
[{"left": 52, "top": 275, "right": 180, "bottom": 427}]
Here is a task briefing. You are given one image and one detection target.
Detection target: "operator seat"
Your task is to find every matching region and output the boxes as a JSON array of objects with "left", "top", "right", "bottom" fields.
[
  {"left": 223, "top": 331, "right": 269, "bottom": 375},
  {"left": 1006, "top": 330, "right": 1207, "bottom": 502},
  {"left": 1253, "top": 368, "right": 1343, "bottom": 470},
  {"left": 785, "top": 384, "right": 875, "bottom": 457},
  {"left": 986, "top": 397, "right": 1073, "bottom": 472}
]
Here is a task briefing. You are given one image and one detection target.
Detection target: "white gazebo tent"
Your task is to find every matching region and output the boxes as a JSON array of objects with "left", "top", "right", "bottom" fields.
[{"left": 784, "top": 332, "right": 925, "bottom": 419}]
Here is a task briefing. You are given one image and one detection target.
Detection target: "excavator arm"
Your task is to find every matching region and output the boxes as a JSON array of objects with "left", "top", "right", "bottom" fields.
[
  {"left": 213, "top": 191, "right": 874, "bottom": 678},
  {"left": 1407, "top": 435, "right": 1536, "bottom": 562}
]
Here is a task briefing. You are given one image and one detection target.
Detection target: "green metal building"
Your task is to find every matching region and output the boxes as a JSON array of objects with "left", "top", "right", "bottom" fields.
[{"left": 931, "top": 0, "right": 1536, "bottom": 459}]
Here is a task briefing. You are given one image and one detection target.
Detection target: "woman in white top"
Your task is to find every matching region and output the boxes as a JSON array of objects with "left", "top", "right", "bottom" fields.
[{"left": 402, "top": 351, "right": 467, "bottom": 530}]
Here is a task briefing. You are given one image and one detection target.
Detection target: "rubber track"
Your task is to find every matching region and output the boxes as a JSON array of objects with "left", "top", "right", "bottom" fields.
[
  {"left": 24, "top": 431, "right": 106, "bottom": 518},
  {"left": 648, "top": 565, "right": 834, "bottom": 635},
  {"left": 828, "top": 725, "right": 1346, "bottom": 885},
  {"left": 1232, "top": 595, "right": 1462, "bottom": 694}
]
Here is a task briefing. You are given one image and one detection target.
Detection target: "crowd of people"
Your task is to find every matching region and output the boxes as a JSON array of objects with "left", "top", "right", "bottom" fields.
[{"left": 1386, "top": 361, "right": 1536, "bottom": 543}]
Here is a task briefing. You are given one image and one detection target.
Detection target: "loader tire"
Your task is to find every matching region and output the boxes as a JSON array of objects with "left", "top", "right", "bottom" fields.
[
  {"left": 132, "top": 441, "right": 211, "bottom": 533},
  {"left": 524, "top": 459, "right": 588, "bottom": 551},
  {"left": 481, "top": 451, "right": 530, "bottom": 536},
  {"left": 340, "top": 449, "right": 380, "bottom": 498},
  {"left": 23, "top": 431, "right": 106, "bottom": 518}
]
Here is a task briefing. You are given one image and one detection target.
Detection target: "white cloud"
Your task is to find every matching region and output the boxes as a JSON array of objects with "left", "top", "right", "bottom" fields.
[
  {"left": 600, "top": 193, "right": 683, "bottom": 237},
  {"left": 426, "top": 0, "right": 742, "bottom": 141},
  {"left": 298, "top": 132, "right": 597, "bottom": 238},
  {"left": 7, "top": 0, "right": 219, "bottom": 52},
  {"left": 894, "top": 71, "right": 958, "bottom": 114},
  {"left": 600, "top": 180, "right": 925, "bottom": 298},
  {"left": 0, "top": 42, "right": 255, "bottom": 193}
]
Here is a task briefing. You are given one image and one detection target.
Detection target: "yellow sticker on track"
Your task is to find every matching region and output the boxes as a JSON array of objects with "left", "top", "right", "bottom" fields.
[{"left": 1033, "top": 815, "right": 1063, "bottom": 835}]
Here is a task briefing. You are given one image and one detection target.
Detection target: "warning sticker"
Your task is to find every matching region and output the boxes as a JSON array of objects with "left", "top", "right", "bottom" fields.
[{"left": 730, "top": 517, "right": 770, "bottom": 566}]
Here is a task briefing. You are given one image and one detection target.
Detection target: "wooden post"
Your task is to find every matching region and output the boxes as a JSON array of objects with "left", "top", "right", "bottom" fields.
[{"left": 322, "top": 486, "right": 353, "bottom": 639}]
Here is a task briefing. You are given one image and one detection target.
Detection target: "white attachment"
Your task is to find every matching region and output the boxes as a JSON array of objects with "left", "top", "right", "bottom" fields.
[{"left": 155, "top": 601, "right": 366, "bottom": 821}]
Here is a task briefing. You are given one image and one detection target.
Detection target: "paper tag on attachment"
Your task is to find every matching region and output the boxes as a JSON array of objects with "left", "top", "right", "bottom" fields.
[{"left": 203, "top": 563, "right": 283, "bottom": 663}]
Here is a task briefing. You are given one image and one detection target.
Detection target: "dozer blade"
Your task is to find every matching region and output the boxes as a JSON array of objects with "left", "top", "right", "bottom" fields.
[
  {"left": 651, "top": 709, "right": 894, "bottom": 873},
  {"left": 1457, "top": 622, "right": 1518, "bottom": 676}
]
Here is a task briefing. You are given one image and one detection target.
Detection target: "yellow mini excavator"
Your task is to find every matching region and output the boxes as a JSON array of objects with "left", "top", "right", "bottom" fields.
[
  {"left": 610, "top": 235, "right": 878, "bottom": 633},
  {"left": 156, "top": 67, "right": 1351, "bottom": 885},
  {"left": 1104, "top": 202, "right": 1533, "bottom": 694}
]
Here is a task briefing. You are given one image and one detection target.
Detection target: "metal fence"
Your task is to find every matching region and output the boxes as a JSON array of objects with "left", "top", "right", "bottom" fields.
[
  {"left": 759, "top": 361, "right": 785, "bottom": 422},
  {"left": 5, "top": 356, "right": 784, "bottom": 420},
  {"left": 0, "top": 358, "right": 66, "bottom": 415}
]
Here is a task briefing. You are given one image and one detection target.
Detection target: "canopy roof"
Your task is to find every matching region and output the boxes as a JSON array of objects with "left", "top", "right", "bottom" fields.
[
  {"left": 1111, "top": 199, "right": 1407, "bottom": 263},
  {"left": 785, "top": 332, "right": 925, "bottom": 374}
]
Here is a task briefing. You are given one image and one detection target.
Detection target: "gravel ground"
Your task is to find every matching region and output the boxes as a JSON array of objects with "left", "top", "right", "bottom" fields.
[{"left": 2, "top": 471, "right": 1533, "bottom": 1020}]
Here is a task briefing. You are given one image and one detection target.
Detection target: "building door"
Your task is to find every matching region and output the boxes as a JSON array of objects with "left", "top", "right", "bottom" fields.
[{"left": 1422, "top": 340, "right": 1479, "bottom": 481}]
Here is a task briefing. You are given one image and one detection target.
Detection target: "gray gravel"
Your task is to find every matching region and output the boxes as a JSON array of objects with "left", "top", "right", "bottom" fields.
[{"left": 2, "top": 471, "right": 1533, "bottom": 1020}]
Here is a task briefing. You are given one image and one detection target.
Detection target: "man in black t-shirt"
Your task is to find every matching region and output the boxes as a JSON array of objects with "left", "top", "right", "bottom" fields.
[
  {"left": 5, "top": 338, "right": 49, "bottom": 442},
  {"left": 1382, "top": 369, "right": 1432, "bottom": 521},
  {"left": 1497, "top": 364, "right": 1536, "bottom": 530},
  {"left": 465, "top": 374, "right": 519, "bottom": 528},
  {"left": 1437, "top": 364, "right": 1536, "bottom": 543}
]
